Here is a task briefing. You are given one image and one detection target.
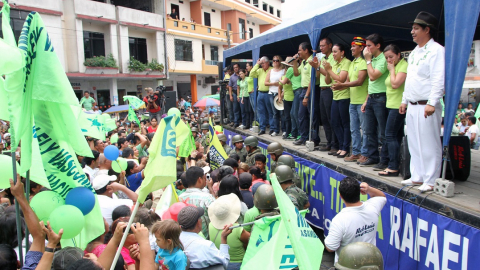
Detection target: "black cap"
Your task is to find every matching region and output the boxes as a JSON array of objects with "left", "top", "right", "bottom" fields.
[
  {"left": 409, "top": 11, "right": 438, "bottom": 30},
  {"left": 177, "top": 206, "right": 204, "bottom": 230}
]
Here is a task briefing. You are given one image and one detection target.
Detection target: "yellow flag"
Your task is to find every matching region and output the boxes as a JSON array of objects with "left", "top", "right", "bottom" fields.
[
  {"left": 208, "top": 134, "right": 228, "bottom": 170},
  {"left": 138, "top": 116, "right": 177, "bottom": 203}
]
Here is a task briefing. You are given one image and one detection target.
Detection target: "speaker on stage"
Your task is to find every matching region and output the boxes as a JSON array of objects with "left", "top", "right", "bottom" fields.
[
  {"left": 399, "top": 136, "right": 471, "bottom": 181},
  {"left": 163, "top": 91, "right": 177, "bottom": 112}
]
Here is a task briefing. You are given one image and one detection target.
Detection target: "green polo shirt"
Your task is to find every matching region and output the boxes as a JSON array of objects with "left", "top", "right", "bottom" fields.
[
  {"left": 385, "top": 58, "right": 408, "bottom": 109},
  {"left": 368, "top": 52, "right": 388, "bottom": 94},
  {"left": 285, "top": 67, "right": 301, "bottom": 90},
  {"left": 299, "top": 55, "right": 313, "bottom": 88},
  {"left": 319, "top": 53, "right": 335, "bottom": 87},
  {"left": 279, "top": 75, "right": 294, "bottom": 101},
  {"left": 237, "top": 79, "right": 249, "bottom": 98},
  {"left": 250, "top": 64, "right": 272, "bottom": 92},
  {"left": 332, "top": 58, "right": 351, "bottom": 100},
  {"left": 246, "top": 76, "right": 254, "bottom": 94},
  {"left": 348, "top": 57, "right": 369, "bottom": 104}
]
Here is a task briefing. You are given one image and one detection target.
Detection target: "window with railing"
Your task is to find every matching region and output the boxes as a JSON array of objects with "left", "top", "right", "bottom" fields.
[
  {"left": 175, "top": 39, "right": 193, "bottom": 62},
  {"left": 253, "top": 0, "right": 259, "bottom": 7},
  {"left": 205, "top": 60, "right": 219, "bottom": 66}
]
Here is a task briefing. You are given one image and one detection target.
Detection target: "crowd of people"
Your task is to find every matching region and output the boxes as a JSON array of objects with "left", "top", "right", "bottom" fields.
[{"left": 222, "top": 11, "right": 479, "bottom": 192}]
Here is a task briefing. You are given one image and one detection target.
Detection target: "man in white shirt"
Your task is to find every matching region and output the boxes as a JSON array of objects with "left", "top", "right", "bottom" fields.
[
  {"left": 93, "top": 174, "right": 138, "bottom": 225},
  {"left": 400, "top": 11, "right": 444, "bottom": 192},
  {"left": 178, "top": 206, "right": 232, "bottom": 269},
  {"left": 82, "top": 150, "right": 100, "bottom": 181},
  {"left": 325, "top": 177, "right": 386, "bottom": 263},
  {"left": 465, "top": 116, "right": 479, "bottom": 148}
]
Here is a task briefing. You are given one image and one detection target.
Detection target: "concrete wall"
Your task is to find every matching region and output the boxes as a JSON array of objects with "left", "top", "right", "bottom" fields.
[
  {"left": 74, "top": 0, "right": 116, "bottom": 20},
  {"left": 167, "top": 34, "right": 203, "bottom": 72},
  {"left": 117, "top": 6, "right": 163, "bottom": 28},
  {"left": 16, "top": 0, "right": 63, "bottom": 12},
  {"left": 206, "top": 6, "right": 222, "bottom": 29},
  {"left": 190, "top": 0, "right": 202, "bottom": 24},
  {"left": 246, "top": 19, "right": 260, "bottom": 39},
  {"left": 41, "top": 14, "right": 66, "bottom": 69}
]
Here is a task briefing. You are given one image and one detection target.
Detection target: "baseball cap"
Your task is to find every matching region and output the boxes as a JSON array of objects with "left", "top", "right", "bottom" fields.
[
  {"left": 4, "top": 133, "right": 10, "bottom": 138},
  {"left": 239, "top": 173, "right": 253, "bottom": 189},
  {"left": 52, "top": 247, "right": 83, "bottom": 270},
  {"left": 92, "top": 174, "right": 117, "bottom": 190},
  {"left": 177, "top": 206, "right": 204, "bottom": 230}
]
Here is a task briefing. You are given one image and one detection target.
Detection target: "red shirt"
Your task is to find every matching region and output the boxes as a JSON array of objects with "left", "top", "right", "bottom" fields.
[
  {"left": 250, "top": 179, "right": 270, "bottom": 191},
  {"left": 147, "top": 126, "right": 158, "bottom": 133},
  {"left": 143, "top": 95, "right": 161, "bottom": 113}
]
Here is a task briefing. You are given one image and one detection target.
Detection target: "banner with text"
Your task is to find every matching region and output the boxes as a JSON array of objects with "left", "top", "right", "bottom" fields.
[{"left": 224, "top": 129, "right": 480, "bottom": 270}]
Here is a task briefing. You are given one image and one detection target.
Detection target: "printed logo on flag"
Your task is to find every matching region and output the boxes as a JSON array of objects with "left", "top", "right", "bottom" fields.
[{"left": 161, "top": 119, "right": 176, "bottom": 157}]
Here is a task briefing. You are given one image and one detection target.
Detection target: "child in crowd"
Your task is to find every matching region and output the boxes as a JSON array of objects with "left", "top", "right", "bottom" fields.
[{"left": 151, "top": 220, "right": 188, "bottom": 270}]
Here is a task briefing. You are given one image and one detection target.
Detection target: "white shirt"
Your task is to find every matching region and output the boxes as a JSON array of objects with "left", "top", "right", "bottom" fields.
[
  {"left": 325, "top": 197, "right": 387, "bottom": 262},
  {"left": 268, "top": 68, "right": 285, "bottom": 94},
  {"left": 83, "top": 165, "right": 99, "bottom": 181},
  {"left": 402, "top": 38, "right": 445, "bottom": 106},
  {"left": 180, "top": 231, "right": 230, "bottom": 269},
  {"left": 466, "top": 124, "right": 479, "bottom": 142},
  {"left": 458, "top": 124, "right": 468, "bottom": 133},
  {"left": 97, "top": 194, "right": 134, "bottom": 225}
]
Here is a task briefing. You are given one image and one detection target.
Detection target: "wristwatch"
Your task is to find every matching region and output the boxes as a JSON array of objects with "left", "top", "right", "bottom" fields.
[
  {"left": 45, "top": 247, "right": 57, "bottom": 253},
  {"left": 366, "top": 60, "right": 372, "bottom": 65}
]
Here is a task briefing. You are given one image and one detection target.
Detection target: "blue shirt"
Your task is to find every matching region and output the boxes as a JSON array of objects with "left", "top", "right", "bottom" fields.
[
  {"left": 184, "top": 101, "right": 191, "bottom": 108},
  {"left": 126, "top": 171, "right": 143, "bottom": 191},
  {"left": 22, "top": 251, "right": 43, "bottom": 270},
  {"left": 155, "top": 248, "right": 188, "bottom": 270},
  {"left": 179, "top": 231, "right": 230, "bottom": 269},
  {"left": 228, "top": 73, "right": 239, "bottom": 90}
]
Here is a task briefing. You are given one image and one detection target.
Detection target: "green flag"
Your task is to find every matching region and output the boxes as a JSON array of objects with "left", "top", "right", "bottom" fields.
[
  {"left": 128, "top": 105, "right": 140, "bottom": 126},
  {"left": 13, "top": 10, "right": 103, "bottom": 249},
  {"left": 102, "top": 114, "right": 118, "bottom": 132},
  {"left": 78, "top": 111, "right": 106, "bottom": 140},
  {"left": 178, "top": 133, "right": 195, "bottom": 158},
  {"left": 174, "top": 117, "right": 190, "bottom": 147},
  {"left": 270, "top": 174, "right": 324, "bottom": 269},
  {"left": 138, "top": 115, "right": 177, "bottom": 203},
  {"left": 123, "top": 95, "right": 144, "bottom": 109}
]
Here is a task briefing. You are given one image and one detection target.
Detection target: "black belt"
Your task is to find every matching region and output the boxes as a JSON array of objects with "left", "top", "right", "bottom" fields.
[
  {"left": 320, "top": 87, "right": 330, "bottom": 90},
  {"left": 369, "top": 93, "right": 386, "bottom": 98},
  {"left": 409, "top": 100, "right": 428, "bottom": 105},
  {"left": 258, "top": 91, "right": 269, "bottom": 93}
]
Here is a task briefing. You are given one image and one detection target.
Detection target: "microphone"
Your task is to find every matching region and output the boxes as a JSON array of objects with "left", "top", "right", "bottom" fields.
[{"left": 287, "top": 57, "right": 298, "bottom": 64}]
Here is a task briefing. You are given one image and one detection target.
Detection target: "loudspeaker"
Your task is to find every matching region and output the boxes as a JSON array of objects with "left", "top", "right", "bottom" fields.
[
  {"left": 163, "top": 91, "right": 177, "bottom": 112},
  {"left": 399, "top": 136, "right": 471, "bottom": 181}
]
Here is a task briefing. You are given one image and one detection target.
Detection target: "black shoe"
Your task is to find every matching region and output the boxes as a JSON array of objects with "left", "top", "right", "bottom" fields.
[
  {"left": 332, "top": 152, "right": 340, "bottom": 156},
  {"left": 314, "top": 142, "right": 320, "bottom": 147},
  {"left": 258, "top": 130, "right": 265, "bottom": 135},
  {"left": 337, "top": 153, "right": 348, "bottom": 158},
  {"left": 359, "top": 159, "right": 378, "bottom": 167},
  {"left": 293, "top": 139, "right": 306, "bottom": 145},
  {"left": 234, "top": 124, "right": 240, "bottom": 128},
  {"left": 319, "top": 146, "right": 331, "bottom": 152},
  {"left": 372, "top": 163, "right": 388, "bottom": 171},
  {"left": 269, "top": 130, "right": 274, "bottom": 135},
  {"left": 229, "top": 122, "right": 235, "bottom": 127}
]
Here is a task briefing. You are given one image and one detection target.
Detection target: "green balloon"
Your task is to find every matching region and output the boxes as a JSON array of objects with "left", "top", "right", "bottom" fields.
[
  {"left": 30, "top": 191, "right": 65, "bottom": 223},
  {"left": 112, "top": 157, "right": 128, "bottom": 173},
  {"left": 0, "top": 154, "right": 19, "bottom": 190},
  {"left": 49, "top": 205, "right": 85, "bottom": 239},
  {"left": 168, "top": 108, "right": 181, "bottom": 118}
]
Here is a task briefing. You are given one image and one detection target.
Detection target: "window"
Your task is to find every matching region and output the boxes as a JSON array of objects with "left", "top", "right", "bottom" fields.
[
  {"left": 239, "top": 18, "right": 246, "bottom": 40},
  {"left": 269, "top": 6, "right": 274, "bottom": 14},
  {"left": 227, "top": 23, "right": 232, "bottom": 31},
  {"left": 129, "top": 37, "right": 147, "bottom": 64},
  {"left": 249, "top": 28, "right": 253, "bottom": 39},
  {"left": 0, "top": 9, "right": 30, "bottom": 42},
  {"left": 83, "top": 32, "right": 105, "bottom": 59},
  {"left": 207, "top": 28, "right": 212, "bottom": 33},
  {"left": 253, "top": 0, "right": 259, "bottom": 7},
  {"left": 277, "top": 9, "right": 281, "bottom": 18},
  {"left": 252, "top": 22, "right": 255, "bottom": 26},
  {"left": 175, "top": 39, "right": 193, "bottom": 61},
  {"left": 262, "top": 2, "right": 267, "bottom": 11},
  {"left": 191, "top": 24, "right": 195, "bottom": 30},
  {"left": 245, "top": 0, "right": 251, "bottom": 3},
  {"left": 204, "top": 12, "right": 211, "bottom": 26},
  {"left": 211, "top": 46, "right": 219, "bottom": 61}
]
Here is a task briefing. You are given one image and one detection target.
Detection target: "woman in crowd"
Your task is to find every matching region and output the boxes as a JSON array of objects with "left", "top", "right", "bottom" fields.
[
  {"left": 278, "top": 59, "right": 294, "bottom": 139},
  {"left": 208, "top": 194, "right": 251, "bottom": 270},
  {"left": 217, "top": 175, "right": 248, "bottom": 216},
  {"left": 238, "top": 69, "right": 252, "bottom": 130},
  {"left": 265, "top": 55, "right": 286, "bottom": 137},
  {"left": 146, "top": 118, "right": 158, "bottom": 133},
  {"left": 324, "top": 44, "right": 352, "bottom": 159},
  {"left": 379, "top": 44, "right": 407, "bottom": 176}
]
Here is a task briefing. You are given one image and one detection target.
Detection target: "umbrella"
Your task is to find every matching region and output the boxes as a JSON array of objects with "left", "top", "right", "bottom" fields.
[
  {"left": 200, "top": 94, "right": 220, "bottom": 100},
  {"left": 103, "top": 104, "right": 145, "bottom": 114},
  {"left": 194, "top": 98, "right": 220, "bottom": 107}
]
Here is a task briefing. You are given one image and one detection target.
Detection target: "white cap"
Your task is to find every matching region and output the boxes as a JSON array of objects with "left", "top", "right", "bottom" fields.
[
  {"left": 92, "top": 174, "right": 117, "bottom": 190},
  {"left": 202, "top": 166, "right": 211, "bottom": 174},
  {"left": 4, "top": 133, "right": 10, "bottom": 138}
]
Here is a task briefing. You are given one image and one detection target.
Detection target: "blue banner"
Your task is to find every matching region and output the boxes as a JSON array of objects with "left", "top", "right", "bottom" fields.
[{"left": 224, "top": 129, "right": 480, "bottom": 270}]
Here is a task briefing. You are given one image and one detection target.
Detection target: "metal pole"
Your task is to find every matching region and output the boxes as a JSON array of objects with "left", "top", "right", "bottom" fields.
[
  {"left": 12, "top": 152, "right": 23, "bottom": 266},
  {"left": 110, "top": 201, "right": 140, "bottom": 270},
  {"left": 308, "top": 54, "right": 315, "bottom": 142},
  {"left": 227, "top": 30, "right": 231, "bottom": 48},
  {"left": 25, "top": 170, "right": 30, "bottom": 251},
  {"left": 441, "top": 146, "right": 448, "bottom": 180}
]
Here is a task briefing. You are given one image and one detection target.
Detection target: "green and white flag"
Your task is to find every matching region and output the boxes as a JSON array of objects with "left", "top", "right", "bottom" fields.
[
  {"left": 271, "top": 174, "right": 324, "bottom": 269},
  {"left": 138, "top": 116, "right": 177, "bottom": 203},
  {"left": 178, "top": 133, "right": 195, "bottom": 158},
  {"left": 0, "top": 5, "right": 104, "bottom": 249},
  {"left": 128, "top": 105, "right": 140, "bottom": 126},
  {"left": 102, "top": 114, "right": 118, "bottom": 132},
  {"left": 78, "top": 111, "right": 106, "bottom": 140},
  {"left": 123, "top": 95, "right": 144, "bottom": 109}
]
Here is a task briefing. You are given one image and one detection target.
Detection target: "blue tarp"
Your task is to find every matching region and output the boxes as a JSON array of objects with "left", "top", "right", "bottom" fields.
[{"left": 224, "top": 0, "right": 480, "bottom": 156}]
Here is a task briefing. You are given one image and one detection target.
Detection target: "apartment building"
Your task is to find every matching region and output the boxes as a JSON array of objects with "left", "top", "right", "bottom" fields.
[
  {"left": 164, "top": 0, "right": 283, "bottom": 102},
  {"left": 1, "top": 0, "right": 167, "bottom": 111}
]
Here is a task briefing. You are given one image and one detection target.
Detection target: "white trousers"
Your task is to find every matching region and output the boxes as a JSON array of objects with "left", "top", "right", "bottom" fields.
[{"left": 406, "top": 103, "right": 442, "bottom": 186}]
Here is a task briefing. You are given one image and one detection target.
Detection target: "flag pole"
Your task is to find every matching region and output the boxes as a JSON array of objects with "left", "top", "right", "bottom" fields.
[
  {"left": 25, "top": 170, "right": 30, "bottom": 251},
  {"left": 110, "top": 201, "right": 140, "bottom": 270},
  {"left": 12, "top": 152, "right": 24, "bottom": 266}
]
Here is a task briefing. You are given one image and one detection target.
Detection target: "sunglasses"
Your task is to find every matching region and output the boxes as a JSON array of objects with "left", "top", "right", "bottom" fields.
[{"left": 272, "top": 60, "right": 280, "bottom": 62}]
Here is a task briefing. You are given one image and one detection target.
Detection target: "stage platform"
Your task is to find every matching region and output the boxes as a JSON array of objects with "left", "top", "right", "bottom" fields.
[{"left": 224, "top": 126, "right": 480, "bottom": 230}]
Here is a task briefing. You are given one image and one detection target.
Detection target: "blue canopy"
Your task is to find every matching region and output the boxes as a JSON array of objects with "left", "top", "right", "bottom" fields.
[{"left": 224, "top": 0, "right": 480, "bottom": 156}]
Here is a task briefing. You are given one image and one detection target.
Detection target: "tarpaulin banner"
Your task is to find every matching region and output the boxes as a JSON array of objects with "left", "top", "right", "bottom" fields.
[{"left": 224, "top": 129, "right": 480, "bottom": 269}]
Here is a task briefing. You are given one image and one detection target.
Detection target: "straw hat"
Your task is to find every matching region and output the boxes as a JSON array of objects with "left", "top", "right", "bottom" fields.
[
  {"left": 281, "top": 57, "right": 295, "bottom": 67},
  {"left": 273, "top": 95, "right": 284, "bottom": 110},
  {"left": 208, "top": 193, "right": 241, "bottom": 229}
]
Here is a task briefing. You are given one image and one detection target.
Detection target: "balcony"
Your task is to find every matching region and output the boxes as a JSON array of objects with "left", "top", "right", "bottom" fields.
[
  {"left": 117, "top": 6, "right": 164, "bottom": 30},
  {"left": 166, "top": 18, "right": 228, "bottom": 43},
  {"left": 74, "top": 0, "right": 116, "bottom": 22},
  {"left": 202, "top": 60, "right": 219, "bottom": 75}
]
